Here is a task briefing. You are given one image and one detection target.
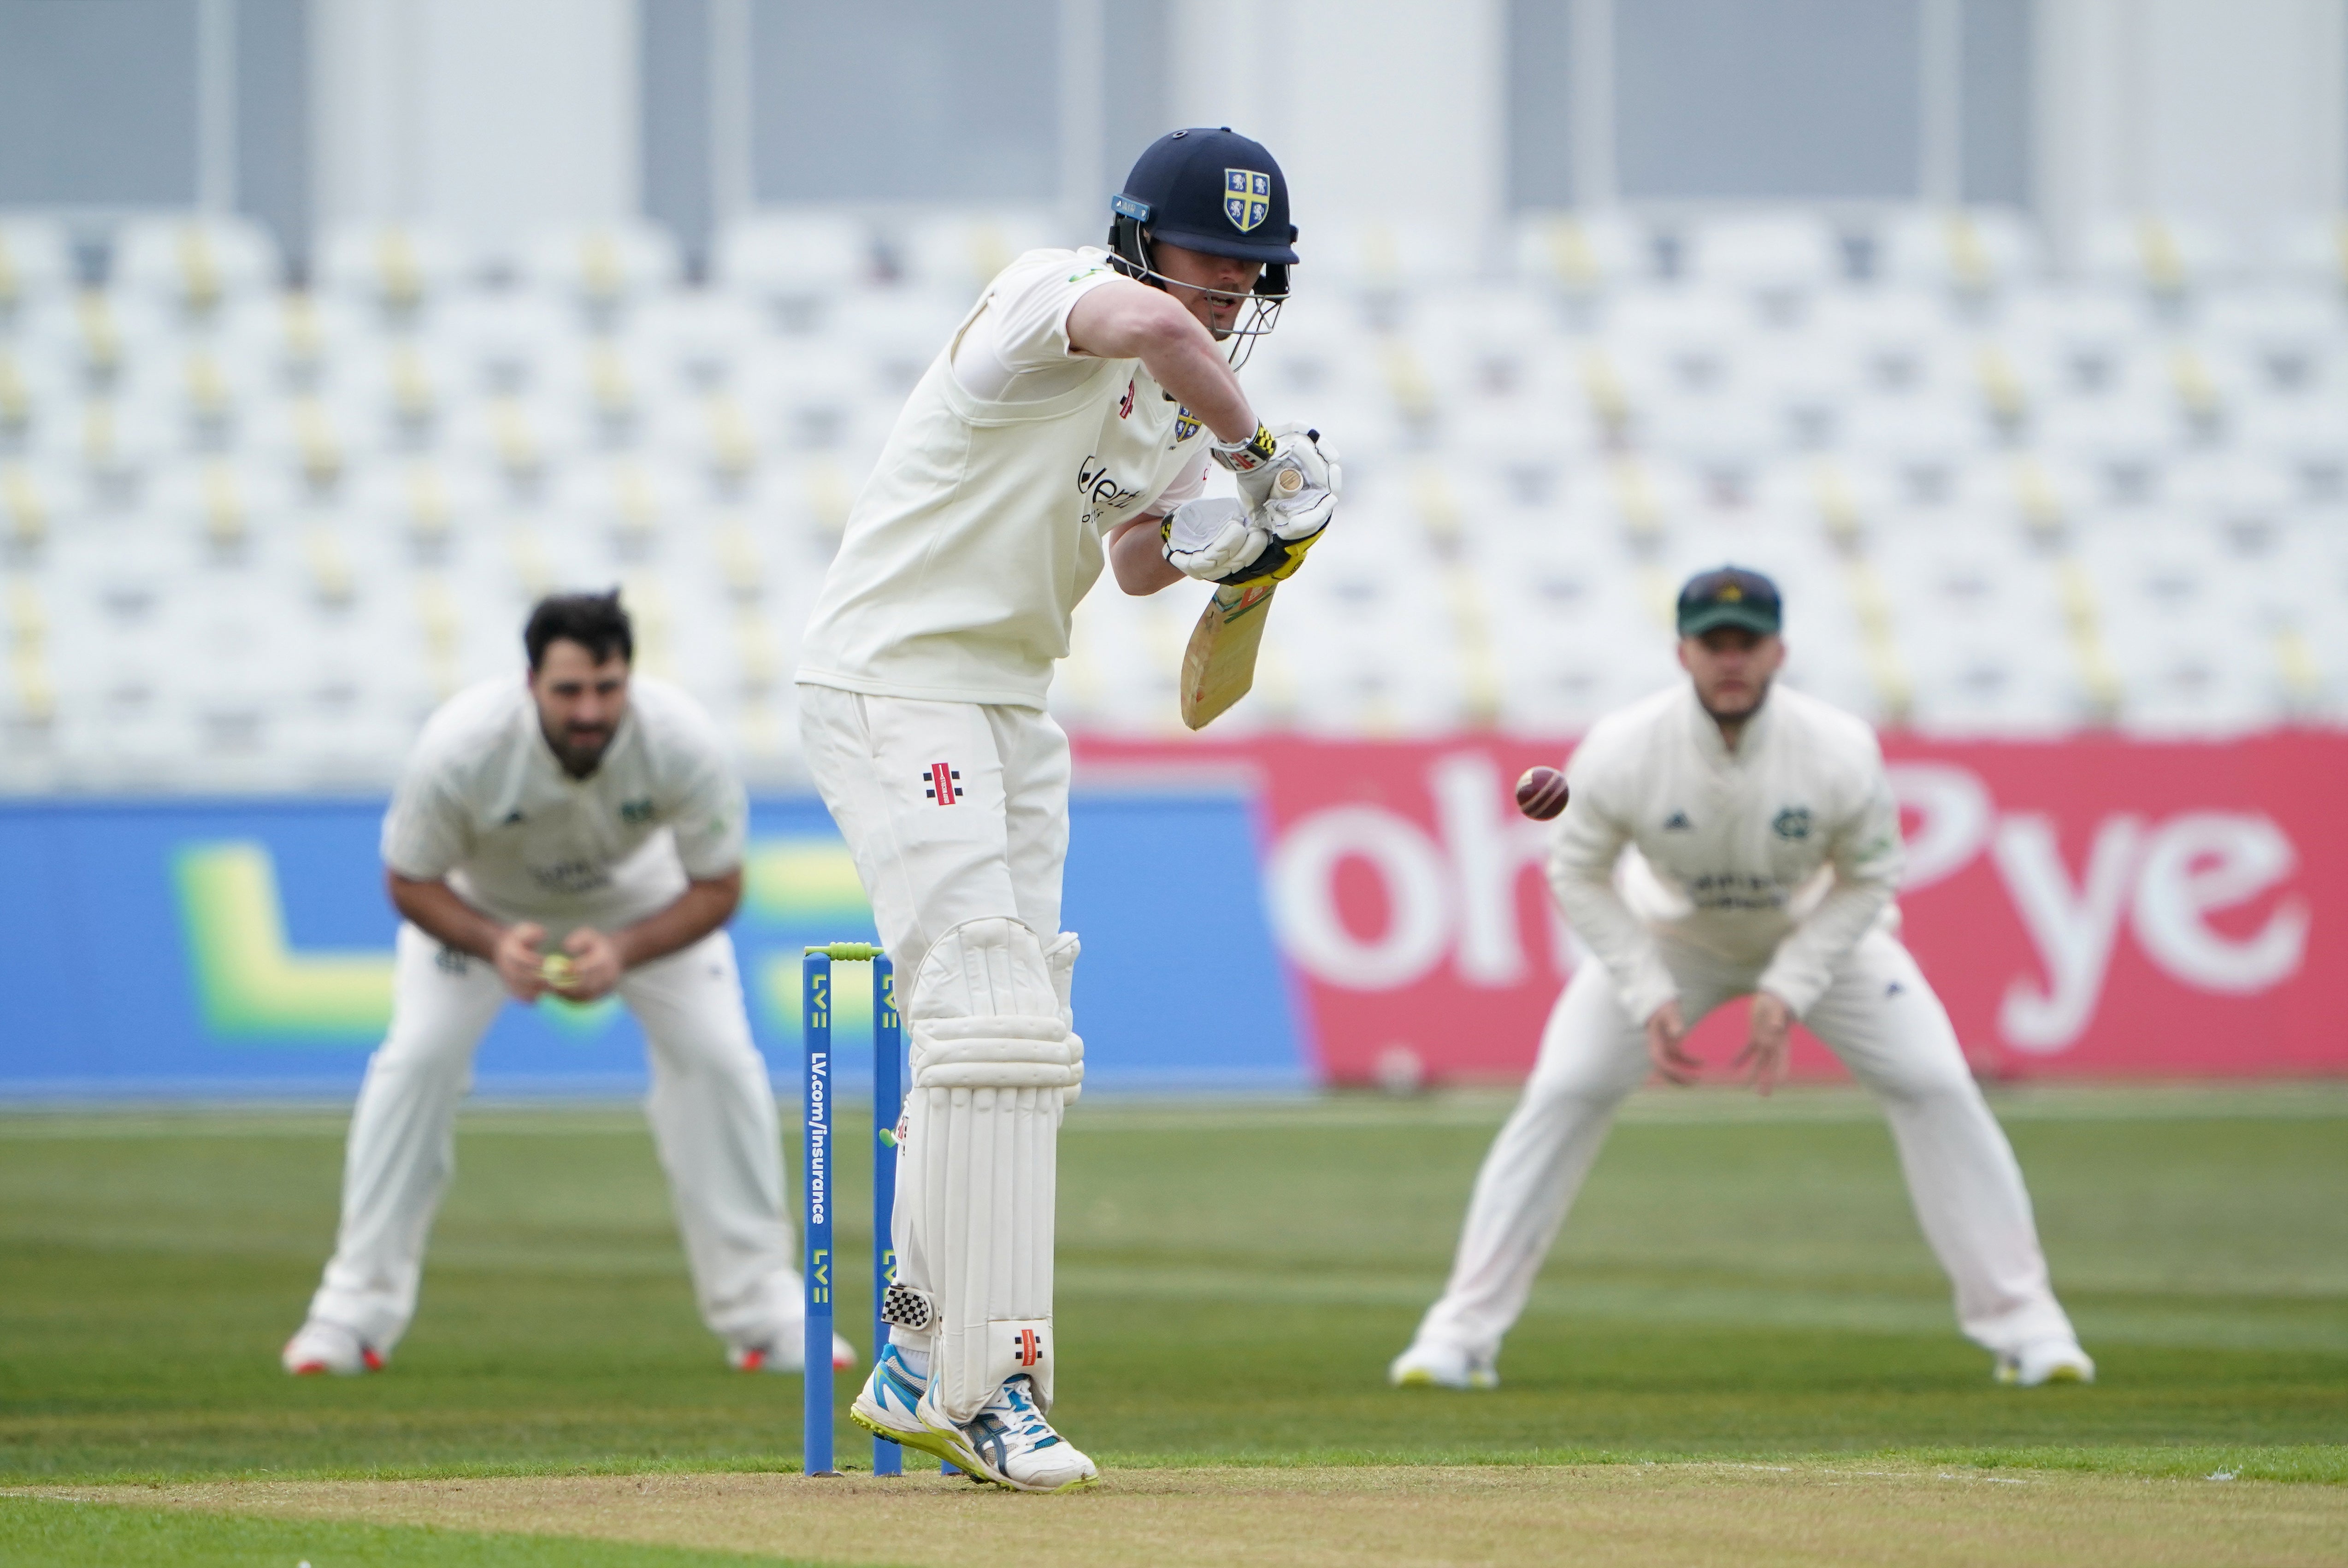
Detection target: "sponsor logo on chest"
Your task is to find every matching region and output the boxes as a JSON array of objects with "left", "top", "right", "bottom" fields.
[{"left": 1076, "top": 455, "right": 1144, "bottom": 513}]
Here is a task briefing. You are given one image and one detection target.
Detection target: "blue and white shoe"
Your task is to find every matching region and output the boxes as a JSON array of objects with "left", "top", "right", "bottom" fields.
[
  {"left": 848, "top": 1343, "right": 959, "bottom": 1466},
  {"left": 917, "top": 1375, "right": 1098, "bottom": 1493}
]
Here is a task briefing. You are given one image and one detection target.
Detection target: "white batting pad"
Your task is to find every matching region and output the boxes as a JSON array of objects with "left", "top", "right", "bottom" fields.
[
  {"left": 1044, "top": 931, "right": 1082, "bottom": 1105},
  {"left": 908, "top": 915, "right": 1061, "bottom": 1024},
  {"left": 899, "top": 918, "right": 1083, "bottom": 1420}
]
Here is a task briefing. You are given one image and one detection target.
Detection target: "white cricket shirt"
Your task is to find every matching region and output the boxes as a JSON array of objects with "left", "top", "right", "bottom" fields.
[
  {"left": 1548, "top": 681, "right": 1906, "bottom": 1020},
  {"left": 381, "top": 676, "right": 747, "bottom": 930},
  {"left": 796, "top": 246, "right": 1215, "bottom": 708}
]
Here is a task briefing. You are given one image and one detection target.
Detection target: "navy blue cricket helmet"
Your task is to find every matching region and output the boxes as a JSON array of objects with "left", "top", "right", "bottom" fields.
[{"left": 1108, "top": 128, "right": 1295, "bottom": 358}]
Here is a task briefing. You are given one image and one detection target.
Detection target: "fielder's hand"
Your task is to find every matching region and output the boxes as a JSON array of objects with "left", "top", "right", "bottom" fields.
[
  {"left": 1645, "top": 999, "right": 1698, "bottom": 1086},
  {"left": 553, "top": 928, "right": 624, "bottom": 1001},
  {"left": 494, "top": 922, "right": 552, "bottom": 1002},
  {"left": 1736, "top": 992, "right": 1793, "bottom": 1097}
]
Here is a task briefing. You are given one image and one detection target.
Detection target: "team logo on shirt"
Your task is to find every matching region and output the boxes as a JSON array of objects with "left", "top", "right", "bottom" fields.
[
  {"left": 1771, "top": 806, "right": 1812, "bottom": 841},
  {"left": 1174, "top": 406, "right": 1202, "bottom": 442},
  {"left": 619, "top": 798, "right": 657, "bottom": 824},
  {"left": 923, "top": 764, "right": 963, "bottom": 805},
  {"left": 1224, "top": 169, "right": 1272, "bottom": 233},
  {"left": 1118, "top": 378, "right": 1135, "bottom": 419}
]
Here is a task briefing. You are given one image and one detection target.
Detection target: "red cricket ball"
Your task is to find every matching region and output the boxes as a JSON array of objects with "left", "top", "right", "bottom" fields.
[{"left": 1515, "top": 766, "right": 1570, "bottom": 821}]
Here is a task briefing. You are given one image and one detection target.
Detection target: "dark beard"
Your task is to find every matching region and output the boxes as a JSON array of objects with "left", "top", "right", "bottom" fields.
[{"left": 545, "top": 725, "right": 610, "bottom": 778}]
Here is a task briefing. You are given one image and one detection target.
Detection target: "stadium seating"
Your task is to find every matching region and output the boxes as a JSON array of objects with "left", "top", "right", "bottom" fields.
[{"left": 0, "top": 205, "right": 2341, "bottom": 790}]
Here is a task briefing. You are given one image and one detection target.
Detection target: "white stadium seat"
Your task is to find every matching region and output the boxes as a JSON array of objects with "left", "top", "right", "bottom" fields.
[
  {"left": 112, "top": 217, "right": 283, "bottom": 320},
  {"left": 0, "top": 219, "right": 76, "bottom": 322},
  {"left": 1679, "top": 213, "right": 1845, "bottom": 324},
  {"left": 1513, "top": 211, "right": 1652, "bottom": 297},
  {"left": 520, "top": 222, "right": 684, "bottom": 323},
  {"left": 1878, "top": 207, "right": 2044, "bottom": 297},
  {"left": 894, "top": 209, "right": 1069, "bottom": 299},
  {"left": 2081, "top": 213, "right": 2246, "bottom": 300},
  {"left": 2262, "top": 213, "right": 2348, "bottom": 294},
  {"left": 0, "top": 198, "right": 2340, "bottom": 790},
  {"left": 317, "top": 224, "right": 477, "bottom": 323}
]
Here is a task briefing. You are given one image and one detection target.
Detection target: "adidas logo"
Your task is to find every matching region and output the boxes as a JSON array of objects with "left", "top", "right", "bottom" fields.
[{"left": 1663, "top": 811, "right": 1692, "bottom": 831}]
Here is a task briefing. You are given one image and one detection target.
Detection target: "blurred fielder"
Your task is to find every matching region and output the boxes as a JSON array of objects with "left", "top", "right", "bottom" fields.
[
  {"left": 796, "top": 128, "right": 1339, "bottom": 1491},
  {"left": 283, "top": 592, "right": 850, "bottom": 1378},
  {"left": 1391, "top": 568, "right": 2093, "bottom": 1391}
]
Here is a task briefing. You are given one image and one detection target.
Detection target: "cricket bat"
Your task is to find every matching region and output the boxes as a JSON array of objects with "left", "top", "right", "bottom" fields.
[{"left": 1177, "top": 468, "right": 1302, "bottom": 730}]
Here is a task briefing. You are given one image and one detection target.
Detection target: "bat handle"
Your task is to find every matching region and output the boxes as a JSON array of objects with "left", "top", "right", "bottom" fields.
[{"left": 1274, "top": 467, "right": 1304, "bottom": 496}]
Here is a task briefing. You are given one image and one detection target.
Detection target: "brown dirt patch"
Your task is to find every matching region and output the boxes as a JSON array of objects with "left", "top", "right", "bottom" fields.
[{"left": 18, "top": 1463, "right": 2347, "bottom": 1568}]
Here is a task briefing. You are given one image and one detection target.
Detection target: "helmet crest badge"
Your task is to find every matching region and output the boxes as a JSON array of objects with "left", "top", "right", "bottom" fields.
[{"left": 1224, "top": 169, "right": 1272, "bottom": 233}]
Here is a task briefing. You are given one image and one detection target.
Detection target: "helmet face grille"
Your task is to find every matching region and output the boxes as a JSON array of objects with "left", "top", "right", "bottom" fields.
[{"left": 1105, "top": 214, "right": 1288, "bottom": 367}]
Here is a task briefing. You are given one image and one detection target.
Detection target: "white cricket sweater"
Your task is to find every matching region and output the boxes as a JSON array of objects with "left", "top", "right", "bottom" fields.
[
  {"left": 1548, "top": 681, "right": 1906, "bottom": 1020},
  {"left": 796, "top": 247, "right": 1215, "bottom": 709},
  {"left": 381, "top": 676, "right": 747, "bottom": 931}
]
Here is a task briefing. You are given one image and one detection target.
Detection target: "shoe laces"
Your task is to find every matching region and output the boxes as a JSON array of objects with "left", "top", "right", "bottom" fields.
[{"left": 974, "top": 1375, "right": 1060, "bottom": 1451}]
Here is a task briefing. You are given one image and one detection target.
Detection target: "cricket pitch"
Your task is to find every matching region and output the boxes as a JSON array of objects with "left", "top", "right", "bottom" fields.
[{"left": 20, "top": 1462, "right": 2346, "bottom": 1568}]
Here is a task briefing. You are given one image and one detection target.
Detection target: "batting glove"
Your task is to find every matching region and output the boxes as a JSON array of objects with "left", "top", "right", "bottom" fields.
[
  {"left": 1161, "top": 495, "right": 1328, "bottom": 585},
  {"left": 1214, "top": 422, "right": 1342, "bottom": 542},
  {"left": 1161, "top": 496, "right": 1268, "bottom": 582}
]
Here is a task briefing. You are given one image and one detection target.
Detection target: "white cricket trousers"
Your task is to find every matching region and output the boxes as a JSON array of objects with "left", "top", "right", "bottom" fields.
[
  {"left": 796, "top": 684, "right": 1072, "bottom": 1352},
  {"left": 796, "top": 685, "right": 1070, "bottom": 985},
  {"left": 1415, "top": 929, "right": 2078, "bottom": 1362},
  {"left": 305, "top": 922, "right": 801, "bottom": 1355}
]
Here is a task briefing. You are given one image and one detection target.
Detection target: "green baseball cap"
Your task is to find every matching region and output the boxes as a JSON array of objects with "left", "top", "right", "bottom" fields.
[{"left": 1676, "top": 566, "right": 1782, "bottom": 637}]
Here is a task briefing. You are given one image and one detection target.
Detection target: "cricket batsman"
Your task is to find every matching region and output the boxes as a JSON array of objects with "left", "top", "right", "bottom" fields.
[
  {"left": 796, "top": 128, "right": 1339, "bottom": 1491},
  {"left": 283, "top": 592, "right": 852, "bottom": 1378},
  {"left": 1390, "top": 568, "right": 2094, "bottom": 1391}
]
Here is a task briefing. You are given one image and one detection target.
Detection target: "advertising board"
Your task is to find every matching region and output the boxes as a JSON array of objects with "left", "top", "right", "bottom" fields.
[
  {"left": 1079, "top": 733, "right": 2345, "bottom": 1084},
  {"left": 0, "top": 794, "right": 1307, "bottom": 1097}
]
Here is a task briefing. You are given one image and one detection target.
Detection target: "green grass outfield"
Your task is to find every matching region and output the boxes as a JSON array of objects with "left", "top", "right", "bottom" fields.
[{"left": 2, "top": 1084, "right": 2342, "bottom": 1562}]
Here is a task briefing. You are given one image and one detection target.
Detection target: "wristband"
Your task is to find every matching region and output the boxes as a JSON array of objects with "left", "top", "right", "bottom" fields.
[{"left": 1210, "top": 422, "right": 1278, "bottom": 474}]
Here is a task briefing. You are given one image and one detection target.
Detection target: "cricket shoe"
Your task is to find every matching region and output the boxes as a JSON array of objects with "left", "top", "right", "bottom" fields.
[
  {"left": 728, "top": 1330, "right": 857, "bottom": 1373},
  {"left": 915, "top": 1376, "right": 1098, "bottom": 1493},
  {"left": 1387, "top": 1338, "right": 1498, "bottom": 1391},
  {"left": 281, "top": 1318, "right": 383, "bottom": 1376},
  {"left": 847, "top": 1343, "right": 962, "bottom": 1467},
  {"left": 1994, "top": 1339, "right": 2096, "bottom": 1387}
]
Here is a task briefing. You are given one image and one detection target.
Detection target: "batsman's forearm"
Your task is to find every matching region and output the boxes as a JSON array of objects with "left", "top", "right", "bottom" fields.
[
  {"left": 1137, "top": 329, "right": 1256, "bottom": 443},
  {"left": 1109, "top": 515, "right": 1185, "bottom": 594},
  {"left": 613, "top": 872, "right": 743, "bottom": 969},
  {"left": 387, "top": 873, "right": 506, "bottom": 961}
]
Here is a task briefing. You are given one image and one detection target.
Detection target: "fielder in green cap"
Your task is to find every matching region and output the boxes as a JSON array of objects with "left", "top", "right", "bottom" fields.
[{"left": 1391, "top": 565, "right": 2093, "bottom": 1396}]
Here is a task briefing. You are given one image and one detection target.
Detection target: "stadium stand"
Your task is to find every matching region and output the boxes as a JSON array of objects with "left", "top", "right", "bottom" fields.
[{"left": 0, "top": 206, "right": 2341, "bottom": 791}]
